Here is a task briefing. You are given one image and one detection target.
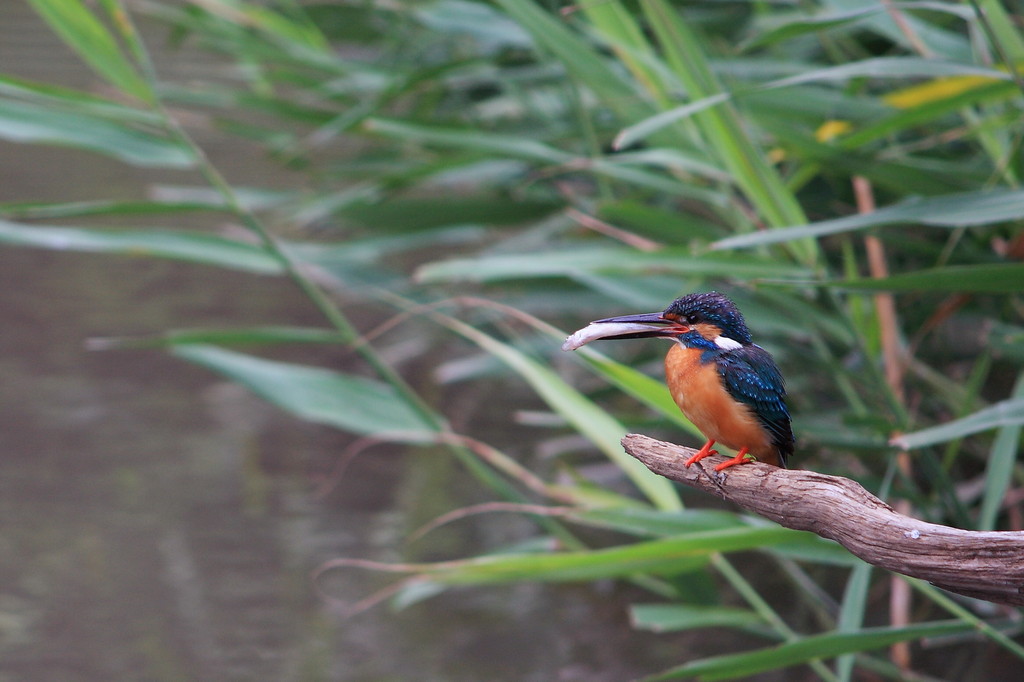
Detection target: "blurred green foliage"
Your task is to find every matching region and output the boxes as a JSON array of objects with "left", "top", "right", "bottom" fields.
[{"left": 5, "top": 0, "right": 1024, "bottom": 678}]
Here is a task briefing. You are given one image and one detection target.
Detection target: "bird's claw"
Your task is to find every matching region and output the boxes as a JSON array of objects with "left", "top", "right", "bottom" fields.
[
  {"left": 683, "top": 450, "right": 718, "bottom": 467},
  {"left": 712, "top": 451, "right": 757, "bottom": 471},
  {"left": 683, "top": 443, "right": 718, "bottom": 468}
]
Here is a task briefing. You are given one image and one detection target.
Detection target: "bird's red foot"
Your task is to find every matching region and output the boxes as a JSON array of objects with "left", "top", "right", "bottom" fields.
[
  {"left": 713, "top": 447, "right": 756, "bottom": 471},
  {"left": 684, "top": 440, "right": 718, "bottom": 467}
]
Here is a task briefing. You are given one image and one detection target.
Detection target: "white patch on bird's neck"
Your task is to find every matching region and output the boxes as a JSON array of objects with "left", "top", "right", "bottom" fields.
[{"left": 714, "top": 335, "right": 743, "bottom": 351}]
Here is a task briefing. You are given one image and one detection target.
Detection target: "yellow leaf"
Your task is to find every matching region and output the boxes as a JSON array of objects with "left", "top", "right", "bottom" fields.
[{"left": 883, "top": 75, "right": 1000, "bottom": 110}]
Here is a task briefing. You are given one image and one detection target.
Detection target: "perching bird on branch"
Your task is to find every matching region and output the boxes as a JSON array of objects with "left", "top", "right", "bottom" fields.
[{"left": 562, "top": 291, "right": 794, "bottom": 471}]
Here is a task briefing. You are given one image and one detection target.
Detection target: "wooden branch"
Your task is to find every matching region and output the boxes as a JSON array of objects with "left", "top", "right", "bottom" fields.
[{"left": 622, "top": 434, "right": 1024, "bottom": 607}]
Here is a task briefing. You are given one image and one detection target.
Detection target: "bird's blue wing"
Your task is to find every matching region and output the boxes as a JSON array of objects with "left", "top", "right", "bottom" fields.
[{"left": 716, "top": 345, "right": 794, "bottom": 466}]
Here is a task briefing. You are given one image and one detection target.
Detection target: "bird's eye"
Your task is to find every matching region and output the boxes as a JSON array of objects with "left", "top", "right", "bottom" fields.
[{"left": 686, "top": 313, "right": 700, "bottom": 323}]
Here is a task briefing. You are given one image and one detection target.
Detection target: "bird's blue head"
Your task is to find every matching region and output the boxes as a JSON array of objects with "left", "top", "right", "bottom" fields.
[{"left": 663, "top": 291, "right": 752, "bottom": 346}]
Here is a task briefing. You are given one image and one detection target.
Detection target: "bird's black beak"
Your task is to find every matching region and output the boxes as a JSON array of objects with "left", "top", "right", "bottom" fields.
[{"left": 561, "top": 312, "right": 688, "bottom": 351}]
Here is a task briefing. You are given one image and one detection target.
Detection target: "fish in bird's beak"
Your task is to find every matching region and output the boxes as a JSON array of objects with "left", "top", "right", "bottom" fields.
[{"left": 561, "top": 312, "right": 688, "bottom": 351}]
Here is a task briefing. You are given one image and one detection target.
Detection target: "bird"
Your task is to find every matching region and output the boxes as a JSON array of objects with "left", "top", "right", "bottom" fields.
[{"left": 561, "top": 291, "right": 793, "bottom": 471}]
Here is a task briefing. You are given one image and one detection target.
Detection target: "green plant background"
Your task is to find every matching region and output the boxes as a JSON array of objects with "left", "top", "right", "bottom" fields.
[{"left": 2, "top": 0, "right": 1024, "bottom": 679}]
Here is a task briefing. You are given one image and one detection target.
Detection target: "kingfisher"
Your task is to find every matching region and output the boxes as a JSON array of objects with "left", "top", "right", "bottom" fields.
[{"left": 561, "top": 291, "right": 793, "bottom": 471}]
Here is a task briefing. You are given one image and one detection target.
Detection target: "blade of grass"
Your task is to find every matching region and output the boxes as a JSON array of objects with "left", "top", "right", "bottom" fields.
[
  {"left": 642, "top": 620, "right": 977, "bottom": 681},
  {"left": 713, "top": 188, "right": 1024, "bottom": 249},
  {"left": 570, "top": 507, "right": 742, "bottom": 537},
  {"left": 413, "top": 0, "right": 533, "bottom": 50},
  {"left": 978, "top": 372, "right": 1024, "bottom": 530},
  {"left": 27, "top": 0, "right": 153, "bottom": 101},
  {"left": 86, "top": 326, "right": 348, "bottom": 350},
  {"left": 323, "top": 525, "right": 803, "bottom": 585},
  {"left": 631, "top": 603, "right": 763, "bottom": 633},
  {"left": 172, "top": 344, "right": 438, "bottom": 438},
  {"left": 891, "top": 397, "right": 1024, "bottom": 449},
  {"left": 970, "top": 0, "right": 1024, "bottom": 64},
  {"left": 0, "top": 99, "right": 194, "bottom": 167},
  {"left": 0, "top": 74, "right": 161, "bottom": 124},
  {"left": 834, "top": 562, "right": 874, "bottom": 681},
  {"left": 745, "top": 4, "right": 975, "bottom": 51},
  {"left": 833, "top": 263, "right": 1024, "bottom": 293},
  {"left": 0, "top": 220, "right": 282, "bottom": 273},
  {"left": 415, "top": 247, "right": 812, "bottom": 283},
  {"left": 192, "top": 0, "right": 330, "bottom": 52},
  {"left": 0, "top": 199, "right": 228, "bottom": 220}
]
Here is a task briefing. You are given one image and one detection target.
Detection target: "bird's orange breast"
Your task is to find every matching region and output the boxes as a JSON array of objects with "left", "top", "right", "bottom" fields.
[{"left": 664, "top": 343, "right": 778, "bottom": 465}]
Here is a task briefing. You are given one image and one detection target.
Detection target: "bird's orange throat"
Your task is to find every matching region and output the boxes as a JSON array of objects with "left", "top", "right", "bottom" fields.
[{"left": 664, "top": 343, "right": 779, "bottom": 466}]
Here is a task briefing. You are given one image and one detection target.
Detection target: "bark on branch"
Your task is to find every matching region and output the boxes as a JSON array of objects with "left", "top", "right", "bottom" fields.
[{"left": 622, "top": 433, "right": 1024, "bottom": 607}]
